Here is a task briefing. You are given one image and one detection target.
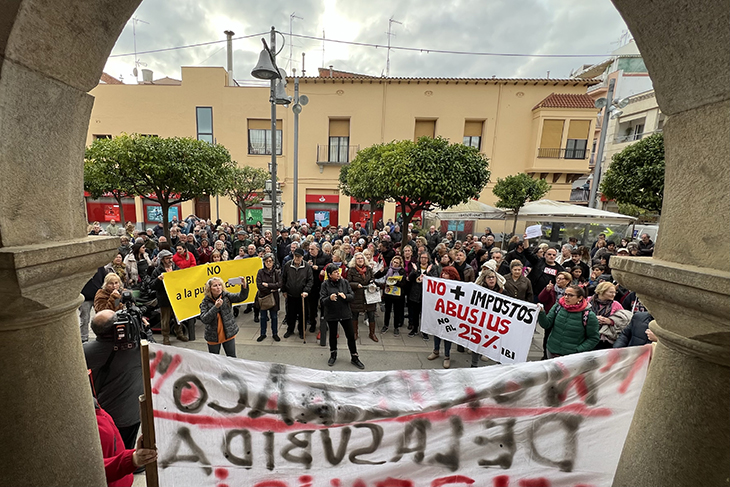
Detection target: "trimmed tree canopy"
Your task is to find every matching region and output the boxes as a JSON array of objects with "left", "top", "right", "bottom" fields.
[
  {"left": 492, "top": 173, "right": 551, "bottom": 235},
  {"left": 601, "top": 132, "right": 665, "bottom": 214},
  {"left": 84, "top": 134, "right": 235, "bottom": 239},
  {"left": 339, "top": 136, "right": 490, "bottom": 247},
  {"left": 84, "top": 138, "right": 137, "bottom": 225},
  {"left": 224, "top": 166, "right": 270, "bottom": 222}
]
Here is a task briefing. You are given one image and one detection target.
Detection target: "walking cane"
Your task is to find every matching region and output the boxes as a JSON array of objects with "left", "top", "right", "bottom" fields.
[{"left": 302, "top": 294, "right": 307, "bottom": 344}]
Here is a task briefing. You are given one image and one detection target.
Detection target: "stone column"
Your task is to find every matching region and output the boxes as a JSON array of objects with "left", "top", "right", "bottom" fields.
[
  {"left": 609, "top": 0, "right": 730, "bottom": 486},
  {"left": 0, "top": 0, "right": 141, "bottom": 485}
]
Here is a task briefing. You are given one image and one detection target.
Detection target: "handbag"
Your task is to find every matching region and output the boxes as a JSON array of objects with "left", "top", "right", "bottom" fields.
[
  {"left": 365, "top": 284, "right": 381, "bottom": 304},
  {"left": 258, "top": 292, "right": 276, "bottom": 310}
]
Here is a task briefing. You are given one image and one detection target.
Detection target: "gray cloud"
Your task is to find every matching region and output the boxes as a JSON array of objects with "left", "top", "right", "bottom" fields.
[{"left": 104, "top": 0, "right": 629, "bottom": 82}]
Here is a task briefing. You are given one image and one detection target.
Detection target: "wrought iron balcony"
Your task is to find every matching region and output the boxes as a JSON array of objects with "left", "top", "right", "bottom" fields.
[{"left": 537, "top": 147, "right": 588, "bottom": 159}]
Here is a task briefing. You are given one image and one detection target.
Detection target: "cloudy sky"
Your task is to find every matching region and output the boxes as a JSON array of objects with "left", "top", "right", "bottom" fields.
[{"left": 103, "top": 0, "right": 630, "bottom": 84}]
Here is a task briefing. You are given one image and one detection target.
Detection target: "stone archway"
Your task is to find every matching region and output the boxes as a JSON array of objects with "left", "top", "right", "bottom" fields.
[{"left": 0, "top": 0, "right": 727, "bottom": 486}]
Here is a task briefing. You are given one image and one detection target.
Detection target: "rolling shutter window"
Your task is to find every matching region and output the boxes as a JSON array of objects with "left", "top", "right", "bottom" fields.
[{"left": 539, "top": 119, "right": 564, "bottom": 148}]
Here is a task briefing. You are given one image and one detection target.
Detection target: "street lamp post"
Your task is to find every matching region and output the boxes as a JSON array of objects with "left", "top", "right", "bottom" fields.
[
  {"left": 252, "top": 26, "right": 292, "bottom": 253},
  {"left": 589, "top": 78, "right": 615, "bottom": 209}
]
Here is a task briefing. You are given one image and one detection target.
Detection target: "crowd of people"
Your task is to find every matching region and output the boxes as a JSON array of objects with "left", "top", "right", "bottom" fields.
[{"left": 81, "top": 214, "right": 658, "bottom": 485}]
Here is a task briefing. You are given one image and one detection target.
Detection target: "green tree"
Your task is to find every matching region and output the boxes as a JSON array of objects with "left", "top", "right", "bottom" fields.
[
  {"left": 84, "top": 137, "right": 137, "bottom": 226},
  {"left": 85, "top": 134, "right": 236, "bottom": 240},
  {"left": 224, "top": 166, "right": 270, "bottom": 226},
  {"left": 339, "top": 136, "right": 490, "bottom": 248},
  {"left": 492, "top": 173, "right": 551, "bottom": 236},
  {"left": 601, "top": 132, "right": 664, "bottom": 214}
]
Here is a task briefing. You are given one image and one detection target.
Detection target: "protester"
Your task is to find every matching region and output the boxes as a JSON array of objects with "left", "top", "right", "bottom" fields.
[
  {"left": 637, "top": 233, "right": 655, "bottom": 256},
  {"left": 79, "top": 266, "right": 111, "bottom": 342},
  {"left": 304, "top": 242, "right": 332, "bottom": 334},
  {"left": 123, "top": 243, "right": 151, "bottom": 288},
  {"left": 428, "top": 266, "right": 460, "bottom": 368},
  {"left": 472, "top": 268, "right": 505, "bottom": 367},
  {"left": 256, "top": 254, "right": 281, "bottom": 343},
  {"left": 503, "top": 260, "right": 534, "bottom": 303},
  {"left": 538, "top": 285, "right": 600, "bottom": 357},
  {"left": 94, "top": 273, "right": 124, "bottom": 312},
  {"left": 199, "top": 276, "right": 249, "bottom": 357},
  {"left": 173, "top": 242, "right": 197, "bottom": 269},
  {"left": 281, "top": 248, "right": 313, "bottom": 339},
  {"left": 613, "top": 312, "right": 656, "bottom": 347},
  {"left": 347, "top": 252, "right": 377, "bottom": 342},
  {"left": 407, "top": 252, "right": 439, "bottom": 339},
  {"left": 197, "top": 238, "right": 214, "bottom": 264},
  {"left": 378, "top": 254, "right": 407, "bottom": 336},
  {"left": 588, "top": 281, "right": 633, "bottom": 349},
  {"left": 320, "top": 264, "right": 364, "bottom": 369},
  {"left": 150, "top": 250, "right": 187, "bottom": 345}
]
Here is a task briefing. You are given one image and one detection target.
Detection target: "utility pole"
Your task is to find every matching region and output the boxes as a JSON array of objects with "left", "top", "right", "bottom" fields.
[
  {"left": 386, "top": 17, "right": 402, "bottom": 77},
  {"left": 589, "top": 78, "right": 616, "bottom": 209},
  {"left": 131, "top": 17, "right": 149, "bottom": 82}
]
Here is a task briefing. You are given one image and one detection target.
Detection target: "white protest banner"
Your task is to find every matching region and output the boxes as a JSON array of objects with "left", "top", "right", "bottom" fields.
[
  {"left": 148, "top": 343, "right": 652, "bottom": 487},
  {"left": 421, "top": 276, "right": 539, "bottom": 364},
  {"left": 525, "top": 224, "right": 543, "bottom": 239}
]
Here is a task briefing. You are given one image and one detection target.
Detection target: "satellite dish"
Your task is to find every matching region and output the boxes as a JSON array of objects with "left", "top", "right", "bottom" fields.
[
  {"left": 292, "top": 103, "right": 302, "bottom": 114},
  {"left": 299, "top": 94, "right": 309, "bottom": 106},
  {"left": 594, "top": 98, "right": 607, "bottom": 109},
  {"left": 617, "top": 98, "right": 630, "bottom": 109}
]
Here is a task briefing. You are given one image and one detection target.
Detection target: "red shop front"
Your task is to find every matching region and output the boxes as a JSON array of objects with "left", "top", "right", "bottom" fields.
[
  {"left": 394, "top": 202, "right": 424, "bottom": 226},
  {"left": 350, "top": 198, "right": 383, "bottom": 227},
  {"left": 306, "top": 194, "right": 339, "bottom": 228},
  {"left": 85, "top": 192, "right": 137, "bottom": 223}
]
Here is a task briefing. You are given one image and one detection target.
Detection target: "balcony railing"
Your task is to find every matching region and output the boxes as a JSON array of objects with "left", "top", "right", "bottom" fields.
[
  {"left": 316, "top": 144, "right": 360, "bottom": 165},
  {"left": 537, "top": 147, "right": 588, "bottom": 159},
  {"left": 614, "top": 129, "right": 661, "bottom": 144}
]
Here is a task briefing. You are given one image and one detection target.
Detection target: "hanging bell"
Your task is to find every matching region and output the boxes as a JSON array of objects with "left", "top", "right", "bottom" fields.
[
  {"left": 275, "top": 79, "right": 292, "bottom": 105},
  {"left": 251, "top": 49, "right": 279, "bottom": 80}
]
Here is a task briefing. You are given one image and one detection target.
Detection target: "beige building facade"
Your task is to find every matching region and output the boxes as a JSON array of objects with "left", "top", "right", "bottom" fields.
[{"left": 86, "top": 67, "right": 597, "bottom": 230}]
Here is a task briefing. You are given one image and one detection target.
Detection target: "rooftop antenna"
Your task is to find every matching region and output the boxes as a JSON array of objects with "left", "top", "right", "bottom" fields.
[
  {"left": 386, "top": 16, "right": 402, "bottom": 77},
  {"left": 321, "top": 29, "right": 326, "bottom": 69},
  {"left": 302, "top": 52, "right": 306, "bottom": 76},
  {"left": 288, "top": 12, "right": 303, "bottom": 70},
  {"left": 131, "top": 17, "right": 149, "bottom": 82}
]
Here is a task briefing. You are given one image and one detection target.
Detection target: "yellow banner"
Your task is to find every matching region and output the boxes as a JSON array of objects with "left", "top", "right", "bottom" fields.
[{"left": 163, "top": 258, "right": 262, "bottom": 321}]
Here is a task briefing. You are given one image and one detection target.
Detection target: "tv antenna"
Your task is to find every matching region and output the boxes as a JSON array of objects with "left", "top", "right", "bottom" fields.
[
  {"left": 288, "top": 12, "right": 303, "bottom": 70},
  {"left": 385, "top": 16, "right": 402, "bottom": 77},
  {"left": 321, "top": 29, "right": 326, "bottom": 69},
  {"left": 131, "top": 17, "right": 149, "bottom": 82}
]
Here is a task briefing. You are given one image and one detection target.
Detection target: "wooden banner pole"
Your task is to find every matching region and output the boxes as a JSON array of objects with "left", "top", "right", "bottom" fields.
[{"left": 139, "top": 340, "right": 159, "bottom": 487}]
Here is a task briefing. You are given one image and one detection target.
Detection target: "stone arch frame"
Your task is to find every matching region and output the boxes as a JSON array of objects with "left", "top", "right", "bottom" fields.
[{"left": 0, "top": 0, "right": 727, "bottom": 485}]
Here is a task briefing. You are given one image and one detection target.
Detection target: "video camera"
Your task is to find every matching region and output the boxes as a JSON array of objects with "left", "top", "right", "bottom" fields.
[{"left": 112, "top": 291, "right": 145, "bottom": 351}]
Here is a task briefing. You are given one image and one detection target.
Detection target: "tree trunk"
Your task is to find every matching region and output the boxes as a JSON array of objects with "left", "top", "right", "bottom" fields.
[
  {"left": 160, "top": 200, "right": 171, "bottom": 242},
  {"left": 511, "top": 209, "right": 520, "bottom": 237},
  {"left": 401, "top": 210, "right": 413, "bottom": 249},
  {"left": 114, "top": 193, "right": 126, "bottom": 229}
]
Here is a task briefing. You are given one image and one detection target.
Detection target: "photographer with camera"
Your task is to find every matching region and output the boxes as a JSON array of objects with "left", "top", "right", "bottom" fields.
[{"left": 84, "top": 309, "right": 143, "bottom": 450}]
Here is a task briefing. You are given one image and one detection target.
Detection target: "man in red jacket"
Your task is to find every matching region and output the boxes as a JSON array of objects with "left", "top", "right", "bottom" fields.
[{"left": 96, "top": 399, "right": 157, "bottom": 486}]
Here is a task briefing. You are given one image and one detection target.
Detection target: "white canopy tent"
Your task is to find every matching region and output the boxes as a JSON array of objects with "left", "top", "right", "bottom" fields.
[
  {"left": 508, "top": 200, "right": 636, "bottom": 225},
  {"left": 426, "top": 199, "right": 506, "bottom": 220}
]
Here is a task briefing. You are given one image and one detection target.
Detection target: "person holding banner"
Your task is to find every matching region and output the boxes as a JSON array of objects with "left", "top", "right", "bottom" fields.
[
  {"left": 320, "top": 263, "right": 364, "bottom": 369},
  {"left": 256, "top": 254, "right": 282, "bottom": 342},
  {"left": 407, "top": 252, "right": 439, "bottom": 339},
  {"left": 199, "top": 276, "right": 249, "bottom": 357},
  {"left": 538, "top": 285, "right": 600, "bottom": 358},
  {"left": 428, "top": 266, "right": 461, "bottom": 369},
  {"left": 503, "top": 260, "right": 534, "bottom": 303}
]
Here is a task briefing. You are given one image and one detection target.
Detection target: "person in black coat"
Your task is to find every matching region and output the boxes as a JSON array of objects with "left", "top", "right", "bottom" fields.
[
  {"left": 613, "top": 312, "right": 655, "bottom": 347},
  {"left": 256, "top": 253, "right": 282, "bottom": 342},
  {"left": 523, "top": 239, "right": 564, "bottom": 301},
  {"left": 304, "top": 242, "right": 332, "bottom": 333},
  {"left": 320, "top": 264, "right": 364, "bottom": 369}
]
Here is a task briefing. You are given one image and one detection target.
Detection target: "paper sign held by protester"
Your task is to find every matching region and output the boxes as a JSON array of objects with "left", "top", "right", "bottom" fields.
[
  {"left": 421, "top": 276, "right": 538, "bottom": 363},
  {"left": 525, "top": 224, "right": 543, "bottom": 239},
  {"left": 149, "top": 343, "right": 652, "bottom": 487},
  {"left": 162, "top": 258, "right": 262, "bottom": 321}
]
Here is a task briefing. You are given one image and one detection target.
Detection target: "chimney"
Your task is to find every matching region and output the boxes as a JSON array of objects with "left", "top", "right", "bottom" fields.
[
  {"left": 224, "top": 30, "right": 235, "bottom": 86},
  {"left": 141, "top": 69, "right": 153, "bottom": 83},
  {"left": 329, "top": 65, "right": 333, "bottom": 78}
]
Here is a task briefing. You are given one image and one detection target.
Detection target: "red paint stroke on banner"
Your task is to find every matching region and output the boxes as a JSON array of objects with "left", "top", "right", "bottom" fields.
[
  {"left": 253, "top": 481, "right": 288, "bottom": 487},
  {"left": 375, "top": 478, "right": 413, "bottom": 487},
  {"left": 152, "top": 354, "right": 182, "bottom": 395},
  {"left": 518, "top": 478, "right": 551, "bottom": 487},
  {"left": 153, "top": 403, "right": 611, "bottom": 432},
  {"left": 215, "top": 467, "right": 229, "bottom": 480},
  {"left": 493, "top": 475, "right": 510, "bottom": 487},
  {"left": 599, "top": 348, "right": 621, "bottom": 373},
  {"left": 149, "top": 352, "right": 163, "bottom": 379},
  {"left": 432, "top": 474, "right": 475, "bottom": 486},
  {"left": 618, "top": 346, "right": 652, "bottom": 394},
  {"left": 180, "top": 381, "right": 201, "bottom": 406}
]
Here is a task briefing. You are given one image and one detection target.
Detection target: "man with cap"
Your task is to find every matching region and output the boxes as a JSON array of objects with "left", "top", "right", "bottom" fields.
[
  {"left": 281, "top": 247, "right": 313, "bottom": 339},
  {"left": 150, "top": 250, "right": 188, "bottom": 345},
  {"left": 276, "top": 228, "right": 291, "bottom": 265},
  {"left": 232, "top": 230, "right": 250, "bottom": 256}
]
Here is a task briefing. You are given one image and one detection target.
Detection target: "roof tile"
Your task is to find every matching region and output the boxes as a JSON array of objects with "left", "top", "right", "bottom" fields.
[{"left": 533, "top": 93, "right": 596, "bottom": 110}]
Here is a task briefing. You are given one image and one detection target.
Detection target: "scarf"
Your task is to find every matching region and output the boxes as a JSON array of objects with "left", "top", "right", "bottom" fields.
[
  {"left": 591, "top": 297, "right": 614, "bottom": 317},
  {"left": 453, "top": 261, "right": 467, "bottom": 281},
  {"left": 112, "top": 263, "right": 126, "bottom": 280},
  {"left": 555, "top": 285, "right": 567, "bottom": 300},
  {"left": 386, "top": 265, "right": 402, "bottom": 278},
  {"left": 356, "top": 264, "right": 368, "bottom": 276},
  {"left": 558, "top": 296, "right": 588, "bottom": 312},
  {"left": 483, "top": 259, "right": 506, "bottom": 288}
]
